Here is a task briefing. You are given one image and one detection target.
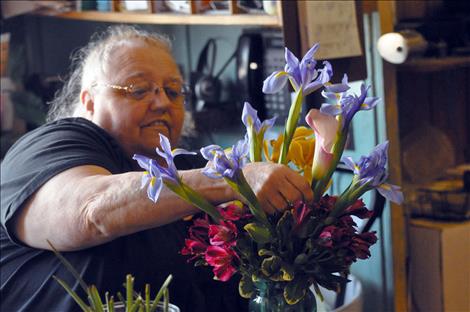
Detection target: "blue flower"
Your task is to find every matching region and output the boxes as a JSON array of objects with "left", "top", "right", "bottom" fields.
[
  {"left": 320, "top": 74, "right": 380, "bottom": 131},
  {"left": 200, "top": 137, "right": 249, "bottom": 181},
  {"left": 242, "top": 102, "right": 276, "bottom": 134},
  {"left": 262, "top": 43, "right": 332, "bottom": 96},
  {"left": 133, "top": 154, "right": 163, "bottom": 203},
  {"left": 242, "top": 102, "right": 276, "bottom": 162},
  {"left": 133, "top": 134, "right": 196, "bottom": 202},
  {"left": 342, "top": 142, "right": 404, "bottom": 204}
]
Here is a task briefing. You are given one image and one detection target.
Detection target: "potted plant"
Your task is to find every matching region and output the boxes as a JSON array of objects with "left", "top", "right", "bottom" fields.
[{"left": 48, "top": 241, "right": 179, "bottom": 312}]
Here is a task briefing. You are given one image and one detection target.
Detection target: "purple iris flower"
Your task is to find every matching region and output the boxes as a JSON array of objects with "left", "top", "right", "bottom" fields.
[
  {"left": 155, "top": 134, "right": 196, "bottom": 183},
  {"left": 342, "top": 142, "right": 404, "bottom": 204},
  {"left": 320, "top": 74, "right": 380, "bottom": 130},
  {"left": 133, "top": 154, "right": 164, "bottom": 203},
  {"left": 241, "top": 102, "right": 276, "bottom": 134},
  {"left": 262, "top": 43, "right": 332, "bottom": 96},
  {"left": 242, "top": 102, "right": 276, "bottom": 161},
  {"left": 133, "top": 134, "right": 196, "bottom": 202},
  {"left": 200, "top": 137, "right": 249, "bottom": 180}
]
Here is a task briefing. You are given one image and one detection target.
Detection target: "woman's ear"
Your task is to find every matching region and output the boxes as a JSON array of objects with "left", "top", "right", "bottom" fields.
[{"left": 80, "top": 89, "right": 95, "bottom": 117}]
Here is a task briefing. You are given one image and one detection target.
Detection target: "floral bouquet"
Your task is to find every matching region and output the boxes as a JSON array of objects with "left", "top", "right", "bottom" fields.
[{"left": 134, "top": 43, "right": 403, "bottom": 311}]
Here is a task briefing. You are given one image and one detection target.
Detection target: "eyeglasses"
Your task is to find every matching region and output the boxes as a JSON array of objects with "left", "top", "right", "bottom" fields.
[{"left": 95, "top": 80, "right": 190, "bottom": 102}]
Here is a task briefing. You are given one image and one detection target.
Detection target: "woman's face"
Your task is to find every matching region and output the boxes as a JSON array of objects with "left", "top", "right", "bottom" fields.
[{"left": 88, "top": 41, "right": 185, "bottom": 159}]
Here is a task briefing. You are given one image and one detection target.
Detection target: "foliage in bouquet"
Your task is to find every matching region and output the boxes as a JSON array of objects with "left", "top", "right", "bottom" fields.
[{"left": 134, "top": 43, "right": 403, "bottom": 306}]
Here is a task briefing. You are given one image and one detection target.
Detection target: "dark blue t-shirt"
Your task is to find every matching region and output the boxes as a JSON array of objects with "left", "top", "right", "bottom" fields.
[{"left": 0, "top": 118, "right": 246, "bottom": 312}]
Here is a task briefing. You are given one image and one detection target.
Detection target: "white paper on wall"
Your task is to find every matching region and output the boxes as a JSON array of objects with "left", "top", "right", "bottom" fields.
[{"left": 298, "top": 1, "right": 362, "bottom": 60}]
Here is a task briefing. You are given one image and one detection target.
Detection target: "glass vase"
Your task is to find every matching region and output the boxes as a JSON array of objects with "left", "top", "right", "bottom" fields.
[{"left": 248, "top": 280, "right": 317, "bottom": 312}]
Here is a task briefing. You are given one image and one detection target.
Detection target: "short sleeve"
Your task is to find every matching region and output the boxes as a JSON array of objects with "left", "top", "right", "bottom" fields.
[{"left": 0, "top": 118, "right": 131, "bottom": 244}]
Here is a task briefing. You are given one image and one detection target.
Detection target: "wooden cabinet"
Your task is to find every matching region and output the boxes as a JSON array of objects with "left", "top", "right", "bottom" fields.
[
  {"left": 48, "top": 0, "right": 284, "bottom": 27},
  {"left": 378, "top": 1, "right": 470, "bottom": 311}
]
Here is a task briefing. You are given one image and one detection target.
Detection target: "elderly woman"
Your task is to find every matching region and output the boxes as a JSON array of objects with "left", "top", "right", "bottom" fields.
[{"left": 0, "top": 26, "right": 313, "bottom": 311}]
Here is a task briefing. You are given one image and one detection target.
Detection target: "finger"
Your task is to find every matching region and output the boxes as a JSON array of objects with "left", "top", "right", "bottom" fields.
[
  {"left": 286, "top": 173, "right": 314, "bottom": 203},
  {"left": 265, "top": 198, "right": 279, "bottom": 214},
  {"left": 278, "top": 180, "right": 303, "bottom": 206},
  {"left": 267, "top": 194, "right": 290, "bottom": 213}
]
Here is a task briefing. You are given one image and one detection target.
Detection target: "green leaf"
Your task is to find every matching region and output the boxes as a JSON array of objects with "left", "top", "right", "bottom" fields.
[
  {"left": 150, "top": 275, "right": 172, "bottom": 312},
  {"left": 129, "top": 297, "right": 143, "bottom": 312},
  {"left": 238, "top": 274, "right": 255, "bottom": 299},
  {"left": 258, "top": 249, "right": 274, "bottom": 257},
  {"left": 294, "top": 253, "right": 308, "bottom": 265},
  {"left": 276, "top": 211, "right": 294, "bottom": 257},
  {"left": 163, "top": 288, "right": 169, "bottom": 312},
  {"left": 117, "top": 292, "right": 125, "bottom": 307},
  {"left": 126, "top": 274, "right": 134, "bottom": 310},
  {"left": 109, "top": 296, "right": 115, "bottom": 312},
  {"left": 52, "top": 276, "right": 91, "bottom": 312},
  {"left": 261, "top": 256, "right": 282, "bottom": 277},
  {"left": 89, "top": 285, "right": 104, "bottom": 312},
  {"left": 284, "top": 276, "right": 309, "bottom": 305},
  {"left": 244, "top": 223, "right": 271, "bottom": 244},
  {"left": 260, "top": 256, "right": 294, "bottom": 282},
  {"left": 47, "top": 240, "right": 89, "bottom": 296},
  {"left": 145, "top": 284, "right": 150, "bottom": 312}
]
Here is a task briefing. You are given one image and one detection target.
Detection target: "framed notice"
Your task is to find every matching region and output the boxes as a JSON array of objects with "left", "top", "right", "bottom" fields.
[{"left": 281, "top": 0, "right": 367, "bottom": 83}]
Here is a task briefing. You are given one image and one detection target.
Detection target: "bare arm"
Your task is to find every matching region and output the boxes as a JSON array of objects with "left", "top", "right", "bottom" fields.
[{"left": 14, "top": 163, "right": 312, "bottom": 251}]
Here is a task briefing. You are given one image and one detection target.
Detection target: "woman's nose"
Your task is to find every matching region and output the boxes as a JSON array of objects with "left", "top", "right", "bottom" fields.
[{"left": 149, "top": 87, "right": 171, "bottom": 110}]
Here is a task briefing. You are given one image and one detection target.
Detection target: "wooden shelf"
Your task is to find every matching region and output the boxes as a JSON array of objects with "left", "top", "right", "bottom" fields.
[
  {"left": 49, "top": 11, "right": 282, "bottom": 27},
  {"left": 397, "top": 56, "right": 470, "bottom": 72}
]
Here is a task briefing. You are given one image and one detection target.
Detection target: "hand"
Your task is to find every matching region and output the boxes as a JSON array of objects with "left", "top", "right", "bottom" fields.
[{"left": 242, "top": 162, "right": 313, "bottom": 214}]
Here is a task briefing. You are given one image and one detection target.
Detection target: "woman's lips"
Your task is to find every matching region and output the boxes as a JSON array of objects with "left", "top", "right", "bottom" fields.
[{"left": 142, "top": 120, "right": 170, "bottom": 136}]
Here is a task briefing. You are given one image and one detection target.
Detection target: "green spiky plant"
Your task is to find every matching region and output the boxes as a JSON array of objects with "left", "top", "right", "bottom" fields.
[{"left": 48, "top": 240, "right": 173, "bottom": 312}]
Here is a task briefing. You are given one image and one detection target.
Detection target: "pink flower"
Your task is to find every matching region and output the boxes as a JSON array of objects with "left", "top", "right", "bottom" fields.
[
  {"left": 205, "top": 245, "right": 239, "bottom": 281},
  {"left": 305, "top": 109, "right": 339, "bottom": 182},
  {"left": 217, "top": 202, "right": 252, "bottom": 221},
  {"left": 292, "top": 201, "right": 312, "bottom": 226},
  {"left": 181, "top": 216, "right": 210, "bottom": 262},
  {"left": 188, "top": 217, "right": 210, "bottom": 240},
  {"left": 181, "top": 238, "right": 208, "bottom": 261},
  {"left": 208, "top": 221, "right": 238, "bottom": 246},
  {"left": 318, "top": 227, "right": 333, "bottom": 247}
]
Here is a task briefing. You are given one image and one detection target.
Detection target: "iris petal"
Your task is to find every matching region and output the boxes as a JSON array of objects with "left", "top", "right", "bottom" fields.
[
  {"left": 262, "top": 71, "right": 289, "bottom": 94},
  {"left": 378, "top": 183, "right": 404, "bottom": 204},
  {"left": 320, "top": 103, "right": 342, "bottom": 116}
]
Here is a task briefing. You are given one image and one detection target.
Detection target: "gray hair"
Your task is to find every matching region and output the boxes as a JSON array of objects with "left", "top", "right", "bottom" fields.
[{"left": 46, "top": 25, "right": 172, "bottom": 122}]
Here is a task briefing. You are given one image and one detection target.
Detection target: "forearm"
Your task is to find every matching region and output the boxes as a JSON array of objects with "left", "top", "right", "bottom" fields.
[
  {"left": 15, "top": 166, "right": 236, "bottom": 251},
  {"left": 87, "top": 169, "right": 235, "bottom": 241}
]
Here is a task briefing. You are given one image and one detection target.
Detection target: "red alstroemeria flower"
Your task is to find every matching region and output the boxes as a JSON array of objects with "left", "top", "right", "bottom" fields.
[
  {"left": 350, "top": 232, "right": 377, "bottom": 259},
  {"left": 337, "top": 215, "right": 357, "bottom": 228},
  {"left": 181, "top": 238, "right": 208, "bottom": 260},
  {"left": 205, "top": 245, "right": 239, "bottom": 281},
  {"left": 342, "top": 199, "right": 373, "bottom": 219},
  {"left": 318, "top": 227, "right": 333, "bottom": 247},
  {"left": 188, "top": 217, "right": 210, "bottom": 241},
  {"left": 217, "top": 202, "right": 252, "bottom": 221},
  {"left": 208, "top": 221, "right": 238, "bottom": 246},
  {"left": 292, "top": 201, "right": 312, "bottom": 226}
]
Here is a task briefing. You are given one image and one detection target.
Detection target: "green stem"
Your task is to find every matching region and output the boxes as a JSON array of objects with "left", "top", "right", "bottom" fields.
[
  {"left": 225, "top": 172, "right": 271, "bottom": 230},
  {"left": 279, "top": 89, "right": 303, "bottom": 165},
  {"left": 249, "top": 127, "right": 263, "bottom": 163},
  {"left": 329, "top": 180, "right": 371, "bottom": 220},
  {"left": 165, "top": 181, "right": 222, "bottom": 223}
]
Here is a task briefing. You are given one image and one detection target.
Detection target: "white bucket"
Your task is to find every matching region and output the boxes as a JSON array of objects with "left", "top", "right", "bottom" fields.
[{"left": 314, "top": 275, "right": 363, "bottom": 312}]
